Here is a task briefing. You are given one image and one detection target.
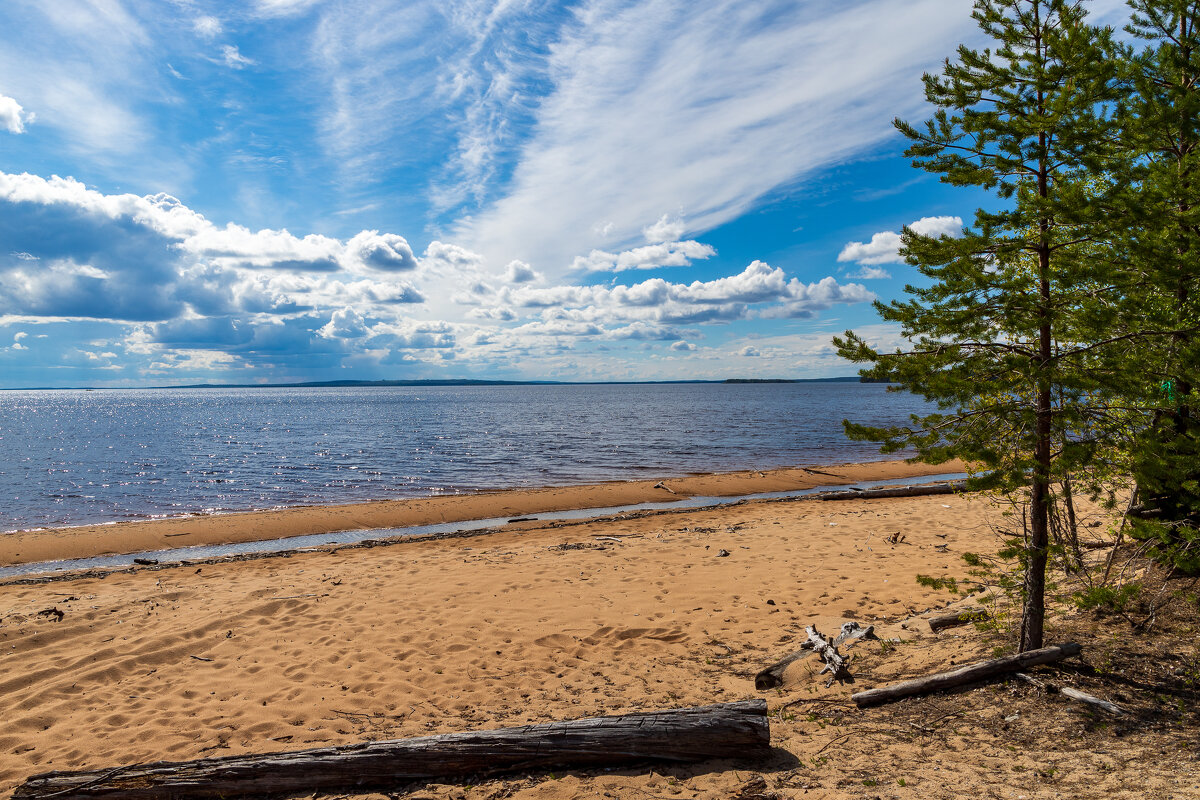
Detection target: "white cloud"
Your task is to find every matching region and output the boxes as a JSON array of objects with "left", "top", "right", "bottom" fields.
[
  {"left": 0, "top": 171, "right": 426, "bottom": 320},
  {"left": 319, "top": 307, "right": 369, "bottom": 339},
  {"left": 422, "top": 241, "right": 484, "bottom": 270},
  {"left": 0, "top": 94, "right": 31, "bottom": 134},
  {"left": 643, "top": 214, "right": 686, "bottom": 244},
  {"left": 570, "top": 239, "right": 716, "bottom": 274},
  {"left": 739, "top": 345, "right": 761, "bottom": 357},
  {"left": 848, "top": 266, "right": 892, "bottom": 280},
  {"left": 221, "top": 45, "right": 256, "bottom": 69},
  {"left": 194, "top": 16, "right": 222, "bottom": 38},
  {"left": 489, "top": 261, "right": 872, "bottom": 326},
  {"left": 460, "top": 0, "right": 975, "bottom": 276},
  {"left": 0, "top": 168, "right": 884, "bottom": 381},
  {"left": 503, "top": 260, "right": 539, "bottom": 284},
  {"left": 256, "top": 0, "right": 326, "bottom": 17},
  {"left": 838, "top": 215, "right": 963, "bottom": 265},
  {"left": 346, "top": 231, "right": 417, "bottom": 272},
  {"left": 0, "top": 1, "right": 158, "bottom": 158}
]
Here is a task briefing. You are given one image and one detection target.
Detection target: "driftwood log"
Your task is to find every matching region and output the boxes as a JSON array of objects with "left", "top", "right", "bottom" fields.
[
  {"left": 1013, "top": 672, "right": 1126, "bottom": 716},
  {"left": 928, "top": 607, "right": 989, "bottom": 632},
  {"left": 851, "top": 642, "right": 1082, "bottom": 707},
  {"left": 754, "top": 621, "right": 876, "bottom": 690},
  {"left": 821, "top": 481, "right": 965, "bottom": 501},
  {"left": 14, "top": 701, "right": 770, "bottom": 800}
]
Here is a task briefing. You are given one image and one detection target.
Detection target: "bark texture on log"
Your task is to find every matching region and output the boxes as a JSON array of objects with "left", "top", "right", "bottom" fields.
[
  {"left": 14, "top": 701, "right": 770, "bottom": 800},
  {"left": 754, "top": 622, "right": 875, "bottom": 690},
  {"left": 820, "top": 481, "right": 965, "bottom": 501},
  {"left": 927, "top": 607, "right": 989, "bottom": 632},
  {"left": 851, "top": 643, "right": 1082, "bottom": 708}
]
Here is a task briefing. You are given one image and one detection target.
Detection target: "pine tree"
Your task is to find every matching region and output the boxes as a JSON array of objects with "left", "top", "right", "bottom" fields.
[
  {"left": 834, "top": 0, "right": 1119, "bottom": 650},
  {"left": 1119, "top": 0, "right": 1200, "bottom": 572}
]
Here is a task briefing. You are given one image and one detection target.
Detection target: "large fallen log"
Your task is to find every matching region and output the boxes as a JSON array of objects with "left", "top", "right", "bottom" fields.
[
  {"left": 821, "top": 481, "right": 966, "bottom": 501},
  {"left": 754, "top": 621, "right": 876, "bottom": 690},
  {"left": 14, "top": 701, "right": 770, "bottom": 800},
  {"left": 851, "top": 643, "right": 1082, "bottom": 708}
]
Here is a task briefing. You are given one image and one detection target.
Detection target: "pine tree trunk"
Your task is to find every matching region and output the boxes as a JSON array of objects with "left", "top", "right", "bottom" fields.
[
  {"left": 1022, "top": 387, "right": 1052, "bottom": 652},
  {"left": 1022, "top": 114, "right": 1053, "bottom": 652}
]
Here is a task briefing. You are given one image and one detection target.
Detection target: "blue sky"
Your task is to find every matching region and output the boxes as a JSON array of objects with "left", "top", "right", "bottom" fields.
[{"left": 0, "top": 0, "right": 1132, "bottom": 387}]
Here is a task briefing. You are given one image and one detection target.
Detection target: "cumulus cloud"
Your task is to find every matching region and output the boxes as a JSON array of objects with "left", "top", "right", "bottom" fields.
[
  {"left": 0, "top": 171, "right": 427, "bottom": 325},
  {"left": 838, "top": 215, "right": 962, "bottom": 265},
  {"left": 504, "top": 260, "right": 539, "bottom": 284},
  {"left": 484, "top": 261, "right": 872, "bottom": 330},
  {"left": 346, "top": 231, "right": 417, "bottom": 271},
  {"left": 643, "top": 214, "right": 686, "bottom": 244},
  {"left": 0, "top": 167, "right": 881, "bottom": 383},
  {"left": 0, "top": 94, "right": 31, "bottom": 134},
  {"left": 570, "top": 240, "right": 716, "bottom": 273},
  {"left": 422, "top": 241, "right": 484, "bottom": 271},
  {"left": 739, "top": 345, "right": 761, "bottom": 357},
  {"left": 319, "top": 307, "right": 369, "bottom": 339}
]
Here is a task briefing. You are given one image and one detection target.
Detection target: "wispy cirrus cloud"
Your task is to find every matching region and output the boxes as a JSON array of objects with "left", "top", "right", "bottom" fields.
[
  {"left": 459, "top": 0, "right": 977, "bottom": 277},
  {"left": 0, "top": 0, "right": 154, "bottom": 156}
]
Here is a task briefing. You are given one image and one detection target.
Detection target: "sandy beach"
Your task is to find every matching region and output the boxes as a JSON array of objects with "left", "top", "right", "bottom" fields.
[{"left": 0, "top": 461, "right": 1190, "bottom": 800}]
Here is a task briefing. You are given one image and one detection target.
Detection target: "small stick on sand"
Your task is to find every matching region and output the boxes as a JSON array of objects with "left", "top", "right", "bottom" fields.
[{"left": 1013, "top": 672, "right": 1125, "bottom": 716}]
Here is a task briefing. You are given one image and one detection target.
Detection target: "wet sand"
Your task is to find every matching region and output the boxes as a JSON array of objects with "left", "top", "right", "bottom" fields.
[{"left": 0, "top": 459, "right": 964, "bottom": 567}]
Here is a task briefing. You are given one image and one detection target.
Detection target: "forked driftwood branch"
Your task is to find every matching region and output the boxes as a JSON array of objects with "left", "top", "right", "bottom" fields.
[
  {"left": 851, "top": 643, "right": 1083, "bottom": 707},
  {"left": 754, "top": 621, "right": 877, "bottom": 690},
  {"left": 14, "top": 701, "right": 770, "bottom": 800}
]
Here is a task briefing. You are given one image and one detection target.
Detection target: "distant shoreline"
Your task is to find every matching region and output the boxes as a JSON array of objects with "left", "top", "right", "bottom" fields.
[{"left": 1, "top": 376, "right": 869, "bottom": 391}]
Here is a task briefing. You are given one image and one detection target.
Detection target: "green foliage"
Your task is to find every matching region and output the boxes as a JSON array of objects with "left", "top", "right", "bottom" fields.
[
  {"left": 1073, "top": 582, "right": 1142, "bottom": 613},
  {"left": 837, "top": 0, "right": 1200, "bottom": 610},
  {"left": 835, "top": 1, "right": 1126, "bottom": 651},
  {"left": 1115, "top": 1, "right": 1200, "bottom": 569},
  {"left": 916, "top": 574, "right": 960, "bottom": 593}
]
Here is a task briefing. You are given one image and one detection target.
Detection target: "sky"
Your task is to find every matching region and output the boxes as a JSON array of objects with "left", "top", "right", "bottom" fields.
[{"left": 0, "top": 0, "right": 1134, "bottom": 388}]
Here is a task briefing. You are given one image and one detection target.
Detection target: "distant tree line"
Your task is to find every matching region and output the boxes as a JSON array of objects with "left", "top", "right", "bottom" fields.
[{"left": 836, "top": 0, "right": 1200, "bottom": 651}]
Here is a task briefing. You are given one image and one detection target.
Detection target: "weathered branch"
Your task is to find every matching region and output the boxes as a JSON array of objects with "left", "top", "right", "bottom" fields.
[
  {"left": 14, "top": 701, "right": 771, "bottom": 800},
  {"left": 928, "top": 607, "right": 990, "bottom": 632},
  {"left": 754, "top": 622, "right": 876, "bottom": 690},
  {"left": 851, "top": 643, "right": 1083, "bottom": 707}
]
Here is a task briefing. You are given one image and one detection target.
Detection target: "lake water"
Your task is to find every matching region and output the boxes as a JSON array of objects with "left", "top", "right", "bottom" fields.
[{"left": 0, "top": 382, "right": 929, "bottom": 531}]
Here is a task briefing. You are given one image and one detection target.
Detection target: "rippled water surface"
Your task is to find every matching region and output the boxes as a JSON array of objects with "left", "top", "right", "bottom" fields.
[{"left": 0, "top": 383, "right": 930, "bottom": 530}]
